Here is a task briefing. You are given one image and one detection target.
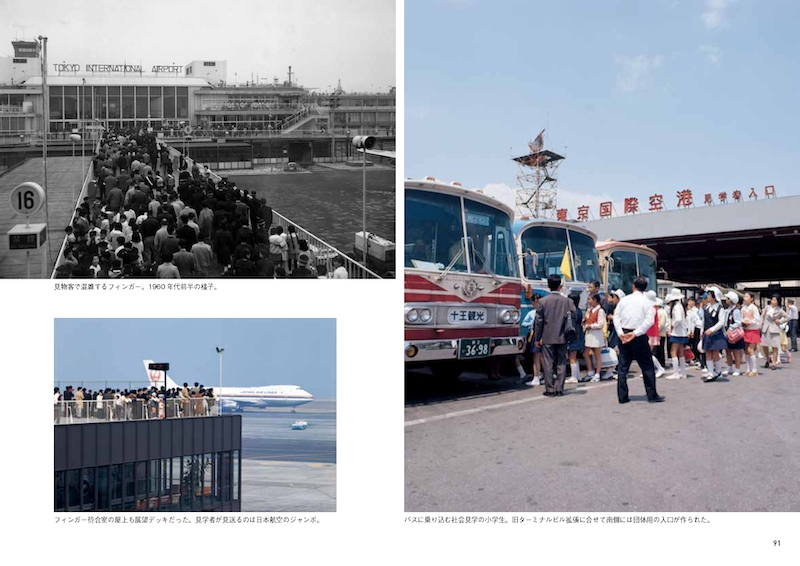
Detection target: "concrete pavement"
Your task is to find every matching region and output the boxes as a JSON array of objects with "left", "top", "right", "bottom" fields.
[{"left": 405, "top": 357, "right": 800, "bottom": 512}]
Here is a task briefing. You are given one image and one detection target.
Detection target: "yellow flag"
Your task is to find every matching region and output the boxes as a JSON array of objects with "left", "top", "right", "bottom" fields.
[{"left": 560, "top": 247, "right": 572, "bottom": 281}]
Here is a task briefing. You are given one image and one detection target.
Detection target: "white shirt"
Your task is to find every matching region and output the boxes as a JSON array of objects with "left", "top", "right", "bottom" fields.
[
  {"left": 789, "top": 305, "right": 799, "bottom": 321},
  {"left": 613, "top": 290, "right": 656, "bottom": 338},
  {"left": 669, "top": 302, "right": 688, "bottom": 337},
  {"left": 332, "top": 266, "right": 348, "bottom": 279},
  {"left": 741, "top": 303, "right": 761, "bottom": 329}
]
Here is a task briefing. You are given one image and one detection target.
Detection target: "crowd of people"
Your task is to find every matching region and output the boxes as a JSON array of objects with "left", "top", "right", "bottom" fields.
[
  {"left": 56, "top": 127, "right": 350, "bottom": 279},
  {"left": 53, "top": 382, "right": 218, "bottom": 423},
  {"left": 514, "top": 275, "right": 797, "bottom": 401}
]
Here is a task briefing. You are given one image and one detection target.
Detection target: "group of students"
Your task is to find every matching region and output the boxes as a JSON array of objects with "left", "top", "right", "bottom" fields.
[
  {"left": 659, "top": 289, "right": 796, "bottom": 380},
  {"left": 515, "top": 279, "right": 797, "bottom": 386},
  {"left": 53, "top": 383, "right": 217, "bottom": 423}
]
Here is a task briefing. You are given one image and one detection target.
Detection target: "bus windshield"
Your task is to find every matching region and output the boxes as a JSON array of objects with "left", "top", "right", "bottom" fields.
[
  {"left": 607, "top": 250, "right": 637, "bottom": 293},
  {"left": 405, "top": 189, "right": 466, "bottom": 272},
  {"left": 519, "top": 225, "right": 597, "bottom": 283},
  {"left": 637, "top": 253, "right": 658, "bottom": 291},
  {"left": 569, "top": 230, "right": 600, "bottom": 283},
  {"left": 463, "top": 199, "right": 518, "bottom": 278}
]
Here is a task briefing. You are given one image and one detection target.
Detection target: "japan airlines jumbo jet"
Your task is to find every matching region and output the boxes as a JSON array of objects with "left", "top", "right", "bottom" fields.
[{"left": 143, "top": 360, "right": 314, "bottom": 413}]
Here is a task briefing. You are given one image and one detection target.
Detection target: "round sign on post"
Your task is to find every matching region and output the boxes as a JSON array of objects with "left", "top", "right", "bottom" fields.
[{"left": 10, "top": 182, "right": 45, "bottom": 217}]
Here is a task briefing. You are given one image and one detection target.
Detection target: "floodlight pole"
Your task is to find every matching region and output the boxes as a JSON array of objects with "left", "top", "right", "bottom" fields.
[{"left": 217, "top": 347, "right": 225, "bottom": 415}]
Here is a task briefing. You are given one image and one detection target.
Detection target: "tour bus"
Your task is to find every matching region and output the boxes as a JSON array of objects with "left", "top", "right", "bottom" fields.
[
  {"left": 596, "top": 239, "right": 658, "bottom": 296},
  {"left": 514, "top": 220, "right": 616, "bottom": 375},
  {"left": 514, "top": 219, "right": 601, "bottom": 314},
  {"left": 404, "top": 177, "right": 524, "bottom": 379}
]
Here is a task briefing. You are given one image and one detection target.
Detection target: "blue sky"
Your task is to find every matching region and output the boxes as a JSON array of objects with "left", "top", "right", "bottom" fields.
[
  {"left": 54, "top": 319, "right": 336, "bottom": 398},
  {"left": 406, "top": 0, "right": 800, "bottom": 217}
]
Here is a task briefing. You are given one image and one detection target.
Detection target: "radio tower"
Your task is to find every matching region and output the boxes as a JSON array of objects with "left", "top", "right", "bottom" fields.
[{"left": 512, "top": 129, "right": 564, "bottom": 219}]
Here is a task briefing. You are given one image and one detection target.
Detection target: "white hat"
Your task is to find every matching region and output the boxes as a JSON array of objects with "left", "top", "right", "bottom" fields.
[
  {"left": 612, "top": 289, "right": 626, "bottom": 300},
  {"left": 645, "top": 290, "right": 657, "bottom": 303},
  {"left": 665, "top": 289, "right": 683, "bottom": 303},
  {"left": 707, "top": 286, "right": 723, "bottom": 303},
  {"left": 655, "top": 298, "right": 663, "bottom": 307},
  {"left": 725, "top": 291, "right": 740, "bottom": 305}
]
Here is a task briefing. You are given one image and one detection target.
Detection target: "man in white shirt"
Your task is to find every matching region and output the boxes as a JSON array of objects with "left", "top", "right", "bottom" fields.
[
  {"left": 613, "top": 276, "right": 665, "bottom": 404},
  {"left": 788, "top": 298, "right": 798, "bottom": 352}
]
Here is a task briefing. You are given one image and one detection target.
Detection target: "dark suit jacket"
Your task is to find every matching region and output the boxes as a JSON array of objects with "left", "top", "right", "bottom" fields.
[{"left": 534, "top": 291, "right": 575, "bottom": 345}]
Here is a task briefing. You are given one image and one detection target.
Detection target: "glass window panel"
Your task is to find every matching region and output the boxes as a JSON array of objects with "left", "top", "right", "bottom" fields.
[
  {"left": 172, "top": 456, "right": 182, "bottom": 510},
  {"left": 608, "top": 250, "right": 638, "bottom": 294},
  {"left": 164, "top": 94, "right": 176, "bottom": 119},
  {"left": 177, "top": 96, "right": 188, "bottom": 119},
  {"left": 110, "top": 464, "right": 122, "bottom": 510},
  {"left": 569, "top": 231, "right": 600, "bottom": 284},
  {"left": 63, "top": 88, "right": 77, "bottom": 120},
  {"left": 637, "top": 253, "right": 658, "bottom": 293},
  {"left": 122, "top": 96, "right": 134, "bottom": 118},
  {"left": 82, "top": 468, "right": 95, "bottom": 510},
  {"left": 122, "top": 86, "right": 134, "bottom": 96},
  {"left": 405, "top": 189, "right": 465, "bottom": 271},
  {"left": 135, "top": 94, "right": 148, "bottom": 118},
  {"left": 124, "top": 463, "right": 135, "bottom": 510},
  {"left": 519, "top": 225, "right": 572, "bottom": 281},
  {"left": 55, "top": 471, "right": 66, "bottom": 511},
  {"left": 97, "top": 466, "right": 109, "bottom": 511},
  {"left": 149, "top": 88, "right": 163, "bottom": 118},
  {"left": 177, "top": 87, "right": 188, "bottom": 96},
  {"left": 463, "top": 199, "right": 518, "bottom": 277},
  {"left": 108, "top": 96, "right": 120, "bottom": 119},
  {"left": 68, "top": 469, "right": 81, "bottom": 509},
  {"left": 108, "top": 86, "right": 120, "bottom": 96}
]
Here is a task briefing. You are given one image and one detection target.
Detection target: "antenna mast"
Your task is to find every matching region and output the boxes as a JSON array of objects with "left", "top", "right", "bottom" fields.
[{"left": 512, "top": 129, "right": 564, "bottom": 219}]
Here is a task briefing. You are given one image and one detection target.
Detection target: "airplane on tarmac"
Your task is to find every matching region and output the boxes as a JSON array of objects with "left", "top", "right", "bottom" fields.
[{"left": 142, "top": 359, "right": 314, "bottom": 413}]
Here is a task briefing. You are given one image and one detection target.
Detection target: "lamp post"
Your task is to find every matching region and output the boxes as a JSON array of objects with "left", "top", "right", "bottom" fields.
[
  {"left": 352, "top": 135, "right": 375, "bottom": 269},
  {"left": 215, "top": 347, "right": 224, "bottom": 415},
  {"left": 38, "top": 35, "right": 51, "bottom": 276}
]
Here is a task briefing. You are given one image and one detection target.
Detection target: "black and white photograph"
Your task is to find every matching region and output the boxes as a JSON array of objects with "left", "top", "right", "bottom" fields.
[{"left": 0, "top": 0, "right": 395, "bottom": 279}]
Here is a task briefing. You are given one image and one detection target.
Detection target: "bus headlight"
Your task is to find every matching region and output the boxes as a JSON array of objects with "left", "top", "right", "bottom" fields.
[
  {"left": 406, "top": 345, "right": 419, "bottom": 358},
  {"left": 499, "top": 309, "right": 520, "bottom": 324},
  {"left": 405, "top": 306, "right": 433, "bottom": 325}
]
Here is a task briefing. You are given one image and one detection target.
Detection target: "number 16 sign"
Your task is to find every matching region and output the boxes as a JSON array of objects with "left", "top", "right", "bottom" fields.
[{"left": 10, "top": 182, "right": 45, "bottom": 217}]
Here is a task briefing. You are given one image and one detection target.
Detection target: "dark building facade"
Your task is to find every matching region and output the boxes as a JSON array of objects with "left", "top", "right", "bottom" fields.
[{"left": 54, "top": 415, "right": 241, "bottom": 512}]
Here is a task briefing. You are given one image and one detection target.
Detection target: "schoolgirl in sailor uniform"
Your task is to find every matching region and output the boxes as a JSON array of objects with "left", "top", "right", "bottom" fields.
[{"left": 702, "top": 286, "right": 727, "bottom": 382}]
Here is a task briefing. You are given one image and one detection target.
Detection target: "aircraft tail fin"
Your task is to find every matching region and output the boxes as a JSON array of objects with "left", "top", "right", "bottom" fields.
[{"left": 143, "top": 359, "right": 180, "bottom": 390}]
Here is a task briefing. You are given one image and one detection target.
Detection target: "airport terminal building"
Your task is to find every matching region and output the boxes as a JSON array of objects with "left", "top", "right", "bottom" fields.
[
  {"left": 54, "top": 411, "right": 242, "bottom": 512},
  {"left": 0, "top": 39, "right": 395, "bottom": 145}
]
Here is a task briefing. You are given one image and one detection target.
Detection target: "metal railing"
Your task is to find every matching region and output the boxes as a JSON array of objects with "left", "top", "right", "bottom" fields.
[
  {"left": 155, "top": 126, "right": 392, "bottom": 140},
  {"left": 168, "top": 145, "right": 382, "bottom": 279},
  {"left": 54, "top": 398, "right": 220, "bottom": 425}
]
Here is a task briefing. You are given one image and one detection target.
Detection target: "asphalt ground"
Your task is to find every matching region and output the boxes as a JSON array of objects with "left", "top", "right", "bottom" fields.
[
  {"left": 405, "top": 356, "right": 800, "bottom": 512},
  {"left": 240, "top": 400, "right": 336, "bottom": 512},
  {"left": 230, "top": 167, "right": 396, "bottom": 252},
  {"left": 241, "top": 401, "right": 336, "bottom": 464}
]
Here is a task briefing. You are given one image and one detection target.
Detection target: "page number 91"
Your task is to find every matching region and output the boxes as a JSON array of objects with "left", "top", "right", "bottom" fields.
[{"left": 773, "top": 540, "right": 780, "bottom": 547}]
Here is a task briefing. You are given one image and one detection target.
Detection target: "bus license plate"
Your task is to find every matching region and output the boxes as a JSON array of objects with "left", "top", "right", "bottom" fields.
[{"left": 459, "top": 338, "right": 491, "bottom": 359}]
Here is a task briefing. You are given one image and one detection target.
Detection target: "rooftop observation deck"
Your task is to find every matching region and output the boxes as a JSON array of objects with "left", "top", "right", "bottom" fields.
[{"left": 54, "top": 399, "right": 220, "bottom": 426}]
